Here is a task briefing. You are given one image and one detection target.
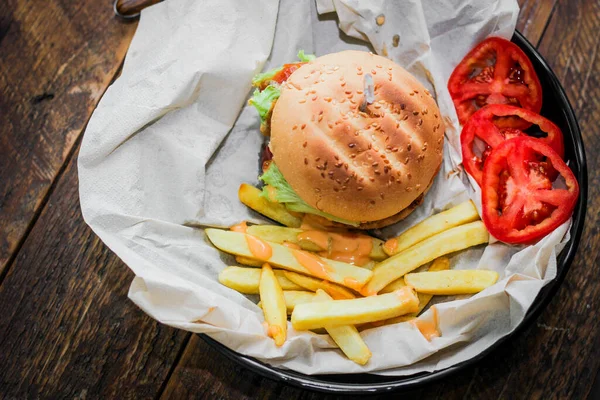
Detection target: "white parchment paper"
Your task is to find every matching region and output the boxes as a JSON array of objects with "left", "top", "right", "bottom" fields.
[{"left": 78, "top": 0, "right": 572, "bottom": 375}]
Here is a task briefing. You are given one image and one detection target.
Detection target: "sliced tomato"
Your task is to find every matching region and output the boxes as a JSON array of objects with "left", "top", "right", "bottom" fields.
[
  {"left": 461, "top": 104, "right": 564, "bottom": 185},
  {"left": 481, "top": 137, "right": 578, "bottom": 244},
  {"left": 258, "top": 63, "right": 305, "bottom": 90},
  {"left": 449, "top": 37, "right": 542, "bottom": 127}
]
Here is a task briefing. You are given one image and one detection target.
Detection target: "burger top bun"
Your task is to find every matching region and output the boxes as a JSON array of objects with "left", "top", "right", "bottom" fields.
[{"left": 269, "top": 50, "right": 444, "bottom": 223}]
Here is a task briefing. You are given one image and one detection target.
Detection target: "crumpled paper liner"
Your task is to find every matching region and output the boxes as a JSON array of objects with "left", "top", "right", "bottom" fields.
[{"left": 78, "top": 0, "right": 572, "bottom": 375}]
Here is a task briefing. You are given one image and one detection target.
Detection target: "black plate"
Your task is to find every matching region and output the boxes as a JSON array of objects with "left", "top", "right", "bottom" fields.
[{"left": 199, "top": 31, "right": 588, "bottom": 394}]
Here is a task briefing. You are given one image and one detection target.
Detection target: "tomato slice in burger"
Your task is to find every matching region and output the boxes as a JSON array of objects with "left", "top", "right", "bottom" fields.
[
  {"left": 448, "top": 37, "right": 542, "bottom": 127},
  {"left": 461, "top": 104, "right": 564, "bottom": 185},
  {"left": 258, "top": 63, "right": 305, "bottom": 90},
  {"left": 481, "top": 137, "right": 578, "bottom": 244}
]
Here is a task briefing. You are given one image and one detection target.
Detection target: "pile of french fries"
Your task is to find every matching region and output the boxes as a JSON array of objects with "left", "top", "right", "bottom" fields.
[{"left": 206, "top": 184, "right": 498, "bottom": 365}]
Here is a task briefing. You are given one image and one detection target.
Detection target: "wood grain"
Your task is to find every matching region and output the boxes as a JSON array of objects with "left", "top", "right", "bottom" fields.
[
  {"left": 0, "top": 0, "right": 136, "bottom": 275},
  {"left": 517, "top": 0, "right": 558, "bottom": 46},
  {"left": 1, "top": 0, "right": 599, "bottom": 399},
  {"left": 0, "top": 151, "right": 189, "bottom": 398}
]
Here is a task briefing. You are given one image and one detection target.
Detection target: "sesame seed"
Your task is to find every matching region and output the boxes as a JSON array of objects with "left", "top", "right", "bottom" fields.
[
  {"left": 325, "top": 97, "right": 332, "bottom": 102},
  {"left": 333, "top": 187, "right": 339, "bottom": 192},
  {"left": 312, "top": 95, "right": 318, "bottom": 101},
  {"left": 357, "top": 66, "right": 362, "bottom": 71},
  {"left": 407, "top": 143, "right": 412, "bottom": 151},
  {"left": 357, "top": 71, "right": 363, "bottom": 75},
  {"left": 304, "top": 158, "right": 308, "bottom": 165},
  {"left": 406, "top": 187, "right": 412, "bottom": 192},
  {"left": 380, "top": 193, "right": 385, "bottom": 199},
  {"left": 370, "top": 200, "right": 376, "bottom": 205},
  {"left": 418, "top": 119, "right": 423, "bottom": 126},
  {"left": 329, "top": 171, "right": 334, "bottom": 176},
  {"left": 293, "top": 125, "right": 298, "bottom": 130},
  {"left": 318, "top": 115, "right": 323, "bottom": 122},
  {"left": 334, "top": 66, "right": 339, "bottom": 71},
  {"left": 357, "top": 186, "right": 363, "bottom": 191},
  {"left": 303, "top": 141, "right": 307, "bottom": 147},
  {"left": 401, "top": 104, "right": 406, "bottom": 110},
  {"left": 299, "top": 99, "right": 306, "bottom": 103},
  {"left": 371, "top": 69, "right": 377, "bottom": 74},
  {"left": 328, "top": 122, "right": 334, "bottom": 128},
  {"left": 321, "top": 172, "right": 325, "bottom": 178},
  {"left": 403, "top": 115, "right": 409, "bottom": 120},
  {"left": 413, "top": 111, "right": 419, "bottom": 116},
  {"left": 301, "top": 124, "right": 306, "bottom": 129},
  {"left": 376, "top": 64, "right": 382, "bottom": 68},
  {"left": 348, "top": 143, "right": 356, "bottom": 148},
  {"left": 374, "top": 170, "right": 381, "bottom": 175},
  {"left": 357, "top": 90, "right": 363, "bottom": 94},
  {"left": 372, "top": 162, "right": 378, "bottom": 167}
]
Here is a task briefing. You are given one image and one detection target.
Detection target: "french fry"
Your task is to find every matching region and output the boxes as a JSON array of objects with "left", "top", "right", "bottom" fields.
[
  {"left": 283, "top": 271, "right": 356, "bottom": 300},
  {"left": 246, "top": 225, "right": 321, "bottom": 251},
  {"left": 259, "top": 264, "right": 287, "bottom": 346},
  {"left": 291, "top": 286, "right": 419, "bottom": 330},
  {"left": 405, "top": 270, "right": 499, "bottom": 295},
  {"left": 247, "top": 224, "right": 388, "bottom": 261},
  {"left": 235, "top": 255, "right": 263, "bottom": 267},
  {"left": 362, "top": 221, "right": 489, "bottom": 295},
  {"left": 313, "top": 290, "right": 372, "bottom": 365},
  {"left": 374, "top": 257, "right": 451, "bottom": 326},
  {"left": 238, "top": 183, "right": 302, "bottom": 228},
  {"left": 383, "top": 201, "right": 480, "bottom": 256},
  {"left": 218, "top": 266, "right": 304, "bottom": 294},
  {"left": 380, "top": 256, "right": 450, "bottom": 294},
  {"left": 258, "top": 291, "right": 316, "bottom": 314},
  {"left": 206, "top": 229, "right": 373, "bottom": 290}
]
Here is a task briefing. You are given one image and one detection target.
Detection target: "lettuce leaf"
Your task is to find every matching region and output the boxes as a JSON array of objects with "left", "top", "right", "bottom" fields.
[
  {"left": 248, "top": 85, "right": 280, "bottom": 123},
  {"left": 259, "top": 163, "right": 359, "bottom": 227},
  {"left": 297, "top": 50, "right": 316, "bottom": 62},
  {"left": 251, "top": 66, "right": 283, "bottom": 87}
]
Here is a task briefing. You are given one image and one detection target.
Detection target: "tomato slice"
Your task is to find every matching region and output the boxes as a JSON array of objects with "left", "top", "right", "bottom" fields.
[
  {"left": 461, "top": 104, "right": 564, "bottom": 185},
  {"left": 448, "top": 37, "right": 542, "bottom": 127},
  {"left": 258, "top": 63, "right": 305, "bottom": 90},
  {"left": 481, "top": 137, "right": 578, "bottom": 244}
]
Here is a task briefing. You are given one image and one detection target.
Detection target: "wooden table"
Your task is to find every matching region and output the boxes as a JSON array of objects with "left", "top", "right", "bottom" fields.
[{"left": 1, "top": 0, "right": 598, "bottom": 398}]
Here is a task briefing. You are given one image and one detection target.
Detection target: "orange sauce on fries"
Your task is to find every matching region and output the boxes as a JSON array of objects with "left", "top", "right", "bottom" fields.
[
  {"left": 291, "top": 249, "right": 332, "bottom": 279},
  {"left": 297, "top": 230, "right": 373, "bottom": 266},
  {"left": 245, "top": 235, "right": 272, "bottom": 260},
  {"left": 282, "top": 241, "right": 301, "bottom": 250},
  {"left": 383, "top": 237, "right": 398, "bottom": 254},
  {"left": 230, "top": 221, "right": 248, "bottom": 233}
]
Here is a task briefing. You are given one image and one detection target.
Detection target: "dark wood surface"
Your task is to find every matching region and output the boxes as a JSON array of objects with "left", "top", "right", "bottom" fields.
[{"left": 0, "top": 0, "right": 598, "bottom": 398}]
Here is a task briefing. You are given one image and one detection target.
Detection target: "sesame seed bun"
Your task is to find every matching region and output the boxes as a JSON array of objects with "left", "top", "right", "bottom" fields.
[{"left": 269, "top": 50, "right": 444, "bottom": 226}]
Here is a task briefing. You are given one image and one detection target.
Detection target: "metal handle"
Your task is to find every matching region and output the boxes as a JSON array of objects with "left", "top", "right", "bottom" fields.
[{"left": 114, "top": 0, "right": 162, "bottom": 19}]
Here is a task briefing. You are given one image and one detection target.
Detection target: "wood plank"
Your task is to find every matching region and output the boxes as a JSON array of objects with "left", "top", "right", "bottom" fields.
[
  {"left": 529, "top": 1, "right": 600, "bottom": 396},
  {"left": 0, "top": 150, "right": 190, "bottom": 398},
  {"left": 517, "top": 0, "right": 558, "bottom": 46},
  {"left": 0, "top": 0, "right": 136, "bottom": 275},
  {"left": 158, "top": 2, "right": 564, "bottom": 398}
]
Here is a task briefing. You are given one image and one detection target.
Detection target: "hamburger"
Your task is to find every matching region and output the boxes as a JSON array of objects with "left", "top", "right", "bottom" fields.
[{"left": 249, "top": 50, "right": 444, "bottom": 229}]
